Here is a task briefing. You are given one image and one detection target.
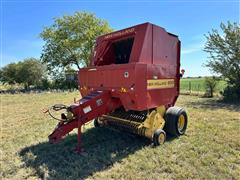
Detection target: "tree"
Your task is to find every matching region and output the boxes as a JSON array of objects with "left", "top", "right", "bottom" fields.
[
  {"left": 204, "top": 76, "right": 219, "bottom": 97},
  {"left": 0, "top": 58, "right": 45, "bottom": 90},
  {"left": 17, "top": 58, "right": 46, "bottom": 89},
  {"left": 40, "top": 12, "right": 112, "bottom": 73},
  {"left": 0, "top": 63, "right": 19, "bottom": 85},
  {"left": 204, "top": 22, "right": 240, "bottom": 100}
]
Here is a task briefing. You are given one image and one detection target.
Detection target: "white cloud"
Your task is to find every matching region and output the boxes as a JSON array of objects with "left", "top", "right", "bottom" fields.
[
  {"left": 181, "top": 36, "right": 205, "bottom": 55},
  {"left": 182, "top": 47, "right": 201, "bottom": 54}
]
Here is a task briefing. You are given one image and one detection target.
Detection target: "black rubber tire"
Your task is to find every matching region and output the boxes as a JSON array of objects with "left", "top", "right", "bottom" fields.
[
  {"left": 153, "top": 129, "right": 166, "bottom": 146},
  {"left": 164, "top": 106, "right": 188, "bottom": 136}
]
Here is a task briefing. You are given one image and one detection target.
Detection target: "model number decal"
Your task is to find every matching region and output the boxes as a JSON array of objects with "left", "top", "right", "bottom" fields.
[
  {"left": 147, "top": 79, "right": 175, "bottom": 89},
  {"left": 104, "top": 28, "right": 135, "bottom": 39}
]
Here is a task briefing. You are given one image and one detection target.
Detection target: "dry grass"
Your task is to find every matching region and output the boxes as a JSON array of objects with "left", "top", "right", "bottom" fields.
[{"left": 1, "top": 92, "right": 240, "bottom": 179}]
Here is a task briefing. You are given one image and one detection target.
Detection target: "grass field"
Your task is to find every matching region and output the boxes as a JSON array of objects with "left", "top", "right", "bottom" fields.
[
  {"left": 1, "top": 92, "right": 240, "bottom": 179},
  {"left": 180, "top": 78, "right": 227, "bottom": 93}
]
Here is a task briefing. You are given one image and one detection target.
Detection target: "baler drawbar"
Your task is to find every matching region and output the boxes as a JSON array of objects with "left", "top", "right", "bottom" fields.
[
  {"left": 45, "top": 22, "right": 188, "bottom": 153},
  {"left": 48, "top": 90, "right": 121, "bottom": 151}
]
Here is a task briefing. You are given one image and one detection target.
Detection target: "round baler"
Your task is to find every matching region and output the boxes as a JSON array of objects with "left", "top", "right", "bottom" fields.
[{"left": 46, "top": 22, "right": 188, "bottom": 152}]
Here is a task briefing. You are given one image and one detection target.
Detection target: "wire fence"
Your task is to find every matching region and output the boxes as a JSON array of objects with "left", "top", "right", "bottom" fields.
[{"left": 180, "top": 80, "right": 226, "bottom": 96}]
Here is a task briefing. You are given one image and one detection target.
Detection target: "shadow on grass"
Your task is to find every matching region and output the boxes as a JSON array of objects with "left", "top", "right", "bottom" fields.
[
  {"left": 19, "top": 127, "right": 151, "bottom": 179},
  {"left": 185, "top": 97, "right": 240, "bottom": 112}
]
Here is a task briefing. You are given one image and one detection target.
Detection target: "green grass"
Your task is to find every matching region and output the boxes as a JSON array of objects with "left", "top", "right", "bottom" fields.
[
  {"left": 1, "top": 92, "right": 240, "bottom": 179},
  {"left": 180, "top": 78, "right": 227, "bottom": 93}
]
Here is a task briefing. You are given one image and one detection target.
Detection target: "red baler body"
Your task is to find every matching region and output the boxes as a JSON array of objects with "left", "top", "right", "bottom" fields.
[{"left": 79, "top": 23, "right": 180, "bottom": 110}]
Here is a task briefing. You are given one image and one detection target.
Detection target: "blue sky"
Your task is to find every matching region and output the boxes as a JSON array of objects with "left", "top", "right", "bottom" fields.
[{"left": 1, "top": 0, "right": 239, "bottom": 76}]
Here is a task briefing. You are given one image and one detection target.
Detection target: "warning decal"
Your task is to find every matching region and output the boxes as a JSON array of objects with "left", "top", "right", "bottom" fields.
[
  {"left": 83, "top": 106, "right": 92, "bottom": 114},
  {"left": 147, "top": 79, "right": 175, "bottom": 89}
]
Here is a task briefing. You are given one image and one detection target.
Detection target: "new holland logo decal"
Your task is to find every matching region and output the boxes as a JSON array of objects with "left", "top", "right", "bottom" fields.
[{"left": 147, "top": 79, "right": 175, "bottom": 89}]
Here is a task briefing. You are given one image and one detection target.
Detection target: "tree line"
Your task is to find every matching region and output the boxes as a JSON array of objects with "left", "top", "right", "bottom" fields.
[
  {"left": 0, "top": 58, "right": 79, "bottom": 90},
  {"left": 0, "top": 12, "right": 239, "bottom": 101}
]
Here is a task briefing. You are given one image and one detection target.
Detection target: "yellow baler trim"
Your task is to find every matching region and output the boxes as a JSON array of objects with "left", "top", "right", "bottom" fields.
[{"left": 139, "top": 105, "right": 166, "bottom": 139}]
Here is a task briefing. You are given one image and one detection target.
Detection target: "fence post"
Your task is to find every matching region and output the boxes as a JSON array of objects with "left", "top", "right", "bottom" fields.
[
  {"left": 197, "top": 84, "right": 200, "bottom": 96},
  {"left": 189, "top": 81, "right": 191, "bottom": 94}
]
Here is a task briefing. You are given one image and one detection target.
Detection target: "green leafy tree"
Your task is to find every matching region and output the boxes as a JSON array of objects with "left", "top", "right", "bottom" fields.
[
  {"left": 17, "top": 58, "right": 46, "bottom": 89},
  {"left": 40, "top": 12, "right": 112, "bottom": 72},
  {"left": 0, "top": 63, "right": 19, "bottom": 85},
  {"left": 204, "top": 76, "right": 219, "bottom": 97},
  {"left": 0, "top": 58, "right": 45, "bottom": 90},
  {"left": 204, "top": 22, "right": 240, "bottom": 100}
]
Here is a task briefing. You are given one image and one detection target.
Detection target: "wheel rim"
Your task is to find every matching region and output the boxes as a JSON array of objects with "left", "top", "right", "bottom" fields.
[
  {"left": 158, "top": 133, "right": 165, "bottom": 144},
  {"left": 178, "top": 114, "right": 185, "bottom": 132}
]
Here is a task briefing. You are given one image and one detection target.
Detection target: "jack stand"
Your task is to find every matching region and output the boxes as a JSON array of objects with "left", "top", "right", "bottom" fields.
[
  {"left": 75, "top": 125, "right": 88, "bottom": 156},
  {"left": 75, "top": 126, "right": 82, "bottom": 152}
]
